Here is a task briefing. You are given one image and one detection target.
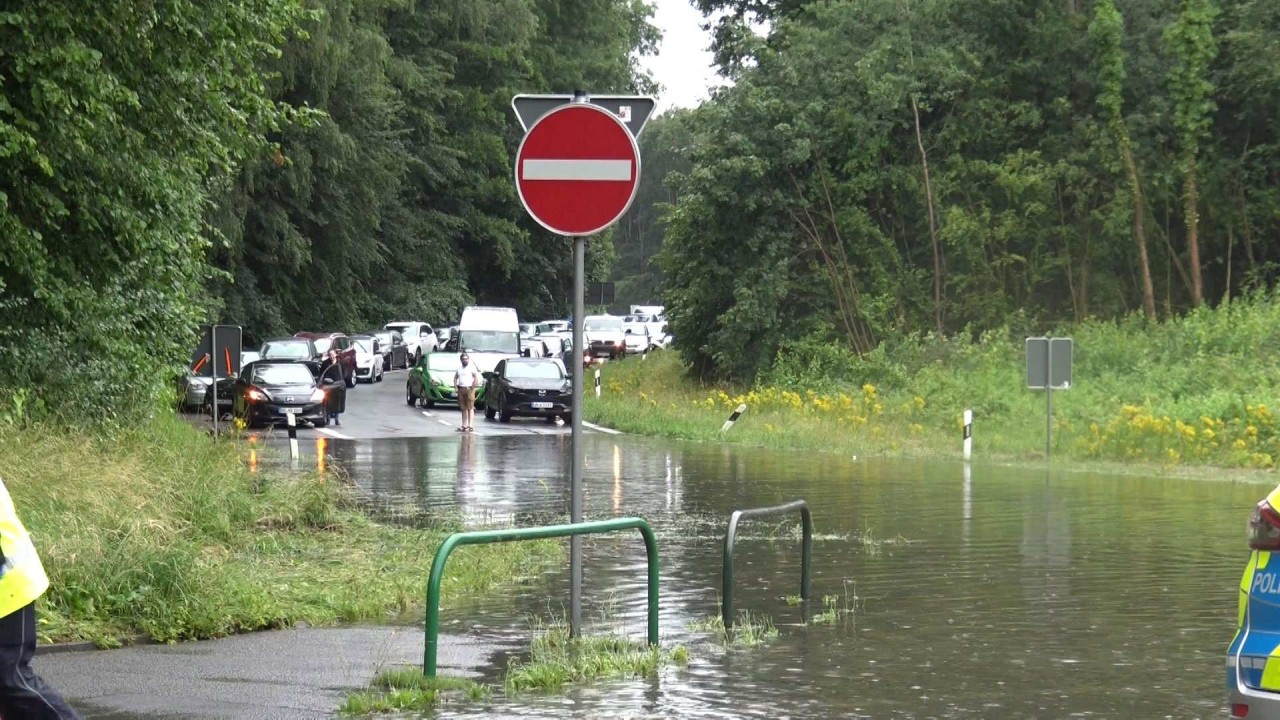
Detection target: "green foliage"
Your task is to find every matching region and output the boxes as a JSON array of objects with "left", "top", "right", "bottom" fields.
[
  {"left": 588, "top": 294, "right": 1280, "bottom": 470},
  {"left": 0, "top": 0, "right": 308, "bottom": 421},
  {"left": 660, "top": 0, "right": 1280, "bottom": 381},
  {"left": 503, "top": 620, "right": 669, "bottom": 692},
  {"left": 339, "top": 671, "right": 489, "bottom": 714}
]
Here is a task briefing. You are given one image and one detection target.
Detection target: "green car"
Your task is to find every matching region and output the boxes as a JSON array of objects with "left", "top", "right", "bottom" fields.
[{"left": 406, "top": 352, "right": 485, "bottom": 408}]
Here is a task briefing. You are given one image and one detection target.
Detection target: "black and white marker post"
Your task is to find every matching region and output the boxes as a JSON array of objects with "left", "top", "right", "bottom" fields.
[
  {"left": 594, "top": 368, "right": 601, "bottom": 399},
  {"left": 511, "top": 90, "right": 654, "bottom": 638},
  {"left": 287, "top": 411, "right": 299, "bottom": 460},
  {"left": 963, "top": 408, "right": 973, "bottom": 461},
  {"left": 720, "top": 403, "right": 747, "bottom": 433}
]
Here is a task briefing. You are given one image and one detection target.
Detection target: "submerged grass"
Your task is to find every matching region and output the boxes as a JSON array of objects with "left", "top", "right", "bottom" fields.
[
  {"left": 0, "top": 415, "right": 559, "bottom": 645},
  {"left": 588, "top": 298, "right": 1280, "bottom": 474},
  {"left": 342, "top": 619, "right": 689, "bottom": 714},
  {"left": 688, "top": 610, "right": 779, "bottom": 647}
]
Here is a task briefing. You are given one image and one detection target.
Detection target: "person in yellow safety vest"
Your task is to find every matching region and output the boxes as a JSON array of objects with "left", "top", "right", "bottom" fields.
[{"left": 0, "top": 478, "right": 82, "bottom": 718}]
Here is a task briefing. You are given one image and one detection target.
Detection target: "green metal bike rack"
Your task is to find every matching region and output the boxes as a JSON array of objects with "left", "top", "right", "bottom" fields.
[
  {"left": 423, "top": 517, "right": 660, "bottom": 677},
  {"left": 721, "top": 499, "right": 812, "bottom": 629}
]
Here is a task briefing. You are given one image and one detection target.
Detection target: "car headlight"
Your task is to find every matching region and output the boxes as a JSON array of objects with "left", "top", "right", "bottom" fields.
[
  {"left": 246, "top": 388, "right": 268, "bottom": 401},
  {"left": 310, "top": 389, "right": 326, "bottom": 402},
  {"left": 430, "top": 378, "right": 442, "bottom": 387}
]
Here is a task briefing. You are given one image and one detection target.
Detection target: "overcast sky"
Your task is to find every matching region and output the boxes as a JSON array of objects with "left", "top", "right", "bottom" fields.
[{"left": 637, "top": 0, "right": 722, "bottom": 112}]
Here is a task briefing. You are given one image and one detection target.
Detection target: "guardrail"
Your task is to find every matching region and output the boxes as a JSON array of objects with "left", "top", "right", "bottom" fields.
[
  {"left": 423, "top": 517, "right": 660, "bottom": 676},
  {"left": 721, "top": 499, "right": 813, "bottom": 629}
]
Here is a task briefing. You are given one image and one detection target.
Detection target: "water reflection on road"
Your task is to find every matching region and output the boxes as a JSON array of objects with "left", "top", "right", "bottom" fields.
[{"left": 312, "top": 433, "right": 1264, "bottom": 718}]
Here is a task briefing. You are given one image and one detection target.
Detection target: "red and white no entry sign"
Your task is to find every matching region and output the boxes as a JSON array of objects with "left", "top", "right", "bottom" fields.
[{"left": 514, "top": 102, "right": 641, "bottom": 237}]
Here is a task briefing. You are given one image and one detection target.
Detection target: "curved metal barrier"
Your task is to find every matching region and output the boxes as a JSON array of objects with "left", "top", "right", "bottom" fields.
[
  {"left": 722, "top": 499, "right": 812, "bottom": 629},
  {"left": 424, "top": 517, "right": 660, "bottom": 676}
]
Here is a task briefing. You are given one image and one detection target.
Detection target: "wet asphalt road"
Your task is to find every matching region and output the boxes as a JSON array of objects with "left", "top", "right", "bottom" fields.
[{"left": 196, "top": 367, "right": 599, "bottom": 442}]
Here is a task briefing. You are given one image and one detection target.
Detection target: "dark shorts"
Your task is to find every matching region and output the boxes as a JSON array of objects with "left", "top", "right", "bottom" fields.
[{"left": 458, "top": 387, "right": 475, "bottom": 410}]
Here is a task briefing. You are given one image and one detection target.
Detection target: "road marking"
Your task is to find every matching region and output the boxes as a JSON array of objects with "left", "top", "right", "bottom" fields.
[
  {"left": 318, "top": 428, "right": 352, "bottom": 440},
  {"left": 421, "top": 411, "right": 434, "bottom": 417},
  {"left": 522, "top": 159, "right": 632, "bottom": 182},
  {"left": 437, "top": 420, "right": 451, "bottom": 426},
  {"left": 583, "top": 421, "right": 622, "bottom": 435}
]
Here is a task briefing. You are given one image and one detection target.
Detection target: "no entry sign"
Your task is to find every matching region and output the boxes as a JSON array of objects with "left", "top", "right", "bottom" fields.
[{"left": 514, "top": 102, "right": 640, "bottom": 236}]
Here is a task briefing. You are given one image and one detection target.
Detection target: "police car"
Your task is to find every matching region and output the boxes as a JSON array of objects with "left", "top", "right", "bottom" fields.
[{"left": 1228, "top": 485, "right": 1280, "bottom": 719}]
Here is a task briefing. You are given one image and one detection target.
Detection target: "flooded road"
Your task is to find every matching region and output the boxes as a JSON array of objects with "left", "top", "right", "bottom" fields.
[{"left": 316, "top": 434, "right": 1266, "bottom": 718}]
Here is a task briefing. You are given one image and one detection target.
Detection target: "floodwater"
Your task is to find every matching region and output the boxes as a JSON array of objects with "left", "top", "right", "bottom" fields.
[{"left": 322, "top": 434, "right": 1266, "bottom": 718}]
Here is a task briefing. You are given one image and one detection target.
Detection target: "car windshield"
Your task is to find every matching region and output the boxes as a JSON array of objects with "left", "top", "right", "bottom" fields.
[
  {"left": 311, "top": 338, "right": 333, "bottom": 354},
  {"left": 251, "top": 364, "right": 314, "bottom": 386},
  {"left": 261, "top": 340, "right": 312, "bottom": 360},
  {"left": 584, "top": 317, "right": 623, "bottom": 332},
  {"left": 385, "top": 324, "right": 411, "bottom": 334},
  {"left": 427, "top": 353, "right": 461, "bottom": 371},
  {"left": 506, "top": 362, "right": 563, "bottom": 380},
  {"left": 353, "top": 339, "right": 374, "bottom": 354},
  {"left": 459, "top": 330, "right": 519, "bottom": 354}
]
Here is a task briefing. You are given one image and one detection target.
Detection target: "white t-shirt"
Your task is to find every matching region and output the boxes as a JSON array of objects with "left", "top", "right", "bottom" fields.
[{"left": 454, "top": 363, "right": 479, "bottom": 388}]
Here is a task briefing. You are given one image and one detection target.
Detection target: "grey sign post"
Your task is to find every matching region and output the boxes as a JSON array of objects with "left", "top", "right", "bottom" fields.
[
  {"left": 1026, "top": 337, "right": 1073, "bottom": 459},
  {"left": 512, "top": 90, "right": 652, "bottom": 638}
]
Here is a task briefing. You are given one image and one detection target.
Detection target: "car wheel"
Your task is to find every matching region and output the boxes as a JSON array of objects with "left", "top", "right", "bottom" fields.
[
  {"left": 345, "top": 368, "right": 356, "bottom": 388},
  {"left": 484, "top": 404, "right": 495, "bottom": 421},
  {"left": 376, "top": 367, "right": 384, "bottom": 383},
  {"left": 406, "top": 384, "right": 417, "bottom": 406},
  {"left": 499, "top": 400, "right": 512, "bottom": 423}
]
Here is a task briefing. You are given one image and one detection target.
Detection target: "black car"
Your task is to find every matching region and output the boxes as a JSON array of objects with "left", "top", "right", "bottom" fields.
[
  {"left": 227, "top": 360, "right": 330, "bottom": 428},
  {"left": 367, "top": 330, "right": 409, "bottom": 371},
  {"left": 482, "top": 358, "right": 572, "bottom": 423}
]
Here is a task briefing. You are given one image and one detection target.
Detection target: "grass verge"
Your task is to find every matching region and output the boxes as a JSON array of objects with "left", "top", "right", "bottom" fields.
[
  {"left": 340, "top": 670, "right": 490, "bottom": 714},
  {"left": 0, "top": 415, "right": 559, "bottom": 646},
  {"left": 588, "top": 297, "right": 1280, "bottom": 474}
]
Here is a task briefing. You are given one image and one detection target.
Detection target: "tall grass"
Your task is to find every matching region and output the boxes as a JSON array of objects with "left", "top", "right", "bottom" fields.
[
  {"left": 587, "top": 295, "right": 1280, "bottom": 470},
  {"left": 0, "top": 414, "right": 558, "bottom": 645}
]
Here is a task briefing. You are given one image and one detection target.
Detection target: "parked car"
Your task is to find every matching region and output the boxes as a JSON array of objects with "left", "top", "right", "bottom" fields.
[
  {"left": 220, "top": 360, "right": 330, "bottom": 428},
  {"left": 535, "top": 333, "right": 566, "bottom": 357},
  {"left": 623, "top": 324, "right": 653, "bottom": 355},
  {"left": 519, "top": 323, "right": 537, "bottom": 340},
  {"left": 435, "top": 326, "right": 455, "bottom": 347},
  {"left": 178, "top": 370, "right": 229, "bottom": 412},
  {"left": 406, "top": 352, "right": 487, "bottom": 408},
  {"left": 1228, "top": 484, "right": 1280, "bottom": 719},
  {"left": 583, "top": 315, "right": 626, "bottom": 359},
  {"left": 384, "top": 321, "right": 439, "bottom": 366},
  {"left": 293, "top": 332, "right": 357, "bottom": 387},
  {"left": 482, "top": 358, "right": 572, "bottom": 423},
  {"left": 453, "top": 306, "right": 520, "bottom": 373},
  {"left": 537, "top": 320, "right": 569, "bottom": 335},
  {"left": 350, "top": 335, "right": 385, "bottom": 383},
  {"left": 520, "top": 337, "right": 548, "bottom": 358},
  {"left": 241, "top": 350, "right": 261, "bottom": 366},
  {"left": 259, "top": 336, "right": 318, "bottom": 363},
  {"left": 366, "top": 330, "right": 409, "bottom": 371}
]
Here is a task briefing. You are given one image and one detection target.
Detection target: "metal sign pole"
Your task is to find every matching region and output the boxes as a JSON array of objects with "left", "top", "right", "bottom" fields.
[
  {"left": 1045, "top": 351, "right": 1053, "bottom": 460},
  {"left": 211, "top": 325, "right": 219, "bottom": 437},
  {"left": 570, "top": 235, "right": 586, "bottom": 638}
]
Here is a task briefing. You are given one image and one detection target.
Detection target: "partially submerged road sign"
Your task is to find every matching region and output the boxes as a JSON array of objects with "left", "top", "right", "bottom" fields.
[
  {"left": 514, "top": 102, "right": 641, "bottom": 236},
  {"left": 512, "top": 94, "right": 656, "bottom": 138}
]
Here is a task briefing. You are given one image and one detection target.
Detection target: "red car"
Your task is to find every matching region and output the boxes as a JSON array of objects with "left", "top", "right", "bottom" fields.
[{"left": 293, "top": 332, "right": 357, "bottom": 388}]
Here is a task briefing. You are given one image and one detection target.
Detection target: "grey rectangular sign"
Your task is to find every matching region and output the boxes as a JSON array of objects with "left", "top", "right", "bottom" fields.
[{"left": 1026, "top": 337, "right": 1072, "bottom": 390}]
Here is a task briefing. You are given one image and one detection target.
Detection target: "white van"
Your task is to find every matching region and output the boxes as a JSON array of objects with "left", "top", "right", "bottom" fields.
[
  {"left": 583, "top": 314, "right": 626, "bottom": 359},
  {"left": 454, "top": 306, "right": 521, "bottom": 372}
]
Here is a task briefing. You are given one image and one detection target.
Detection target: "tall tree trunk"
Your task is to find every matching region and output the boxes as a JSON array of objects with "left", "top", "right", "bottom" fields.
[
  {"left": 911, "top": 95, "right": 944, "bottom": 332},
  {"left": 1121, "top": 143, "right": 1157, "bottom": 318},
  {"left": 1185, "top": 157, "right": 1203, "bottom": 305}
]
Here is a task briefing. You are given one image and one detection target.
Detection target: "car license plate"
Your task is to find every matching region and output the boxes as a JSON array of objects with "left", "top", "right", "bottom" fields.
[
  {"left": 283, "top": 407, "right": 300, "bottom": 414},
  {"left": 531, "top": 402, "right": 553, "bottom": 409}
]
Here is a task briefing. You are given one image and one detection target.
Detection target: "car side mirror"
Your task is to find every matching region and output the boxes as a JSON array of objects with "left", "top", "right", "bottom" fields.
[{"left": 625, "top": 329, "right": 632, "bottom": 334}]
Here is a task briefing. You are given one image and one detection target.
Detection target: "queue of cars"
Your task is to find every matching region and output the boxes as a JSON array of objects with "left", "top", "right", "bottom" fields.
[{"left": 179, "top": 306, "right": 672, "bottom": 428}]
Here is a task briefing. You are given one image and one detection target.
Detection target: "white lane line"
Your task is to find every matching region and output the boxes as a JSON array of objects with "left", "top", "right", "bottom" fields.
[
  {"left": 583, "top": 421, "right": 622, "bottom": 435},
  {"left": 437, "top": 420, "right": 451, "bottom": 426},
  {"left": 421, "top": 411, "right": 434, "bottom": 417},
  {"left": 522, "top": 159, "right": 632, "bottom": 182},
  {"left": 318, "top": 428, "right": 352, "bottom": 440}
]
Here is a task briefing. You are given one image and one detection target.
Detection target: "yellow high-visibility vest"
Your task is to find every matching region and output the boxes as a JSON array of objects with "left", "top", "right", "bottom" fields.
[{"left": 0, "top": 479, "right": 49, "bottom": 619}]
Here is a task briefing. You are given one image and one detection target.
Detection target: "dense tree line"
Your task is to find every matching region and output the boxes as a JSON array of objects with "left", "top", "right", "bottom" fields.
[
  {"left": 641, "top": 0, "right": 1280, "bottom": 381},
  {"left": 0, "top": 0, "right": 655, "bottom": 419}
]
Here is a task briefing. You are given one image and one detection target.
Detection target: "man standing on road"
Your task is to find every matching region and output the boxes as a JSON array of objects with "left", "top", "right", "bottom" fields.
[
  {"left": 0, "top": 477, "right": 83, "bottom": 718},
  {"left": 319, "top": 350, "right": 345, "bottom": 426},
  {"left": 454, "top": 353, "right": 479, "bottom": 432}
]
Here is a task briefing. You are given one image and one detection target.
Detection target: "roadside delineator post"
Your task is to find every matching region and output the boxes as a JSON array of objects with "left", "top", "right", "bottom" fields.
[
  {"left": 594, "top": 368, "right": 601, "bottom": 398},
  {"left": 287, "top": 412, "right": 299, "bottom": 459},
  {"left": 963, "top": 408, "right": 973, "bottom": 460},
  {"left": 720, "top": 403, "right": 747, "bottom": 433}
]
